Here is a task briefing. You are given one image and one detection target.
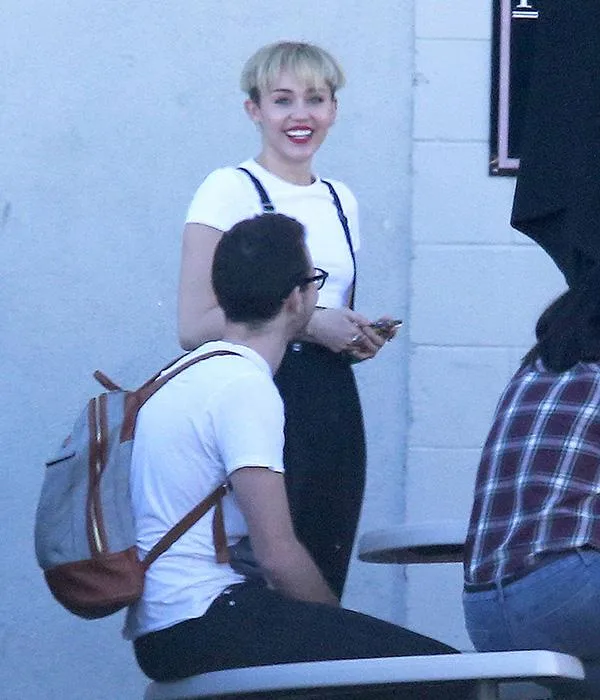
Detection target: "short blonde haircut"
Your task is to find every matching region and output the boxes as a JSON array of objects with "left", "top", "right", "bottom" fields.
[{"left": 241, "top": 41, "right": 345, "bottom": 103}]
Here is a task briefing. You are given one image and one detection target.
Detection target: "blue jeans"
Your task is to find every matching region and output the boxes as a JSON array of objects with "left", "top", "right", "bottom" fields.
[{"left": 463, "top": 549, "right": 600, "bottom": 697}]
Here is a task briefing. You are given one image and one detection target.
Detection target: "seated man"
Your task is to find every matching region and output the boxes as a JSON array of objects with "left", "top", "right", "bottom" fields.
[
  {"left": 124, "top": 213, "right": 466, "bottom": 699},
  {"left": 464, "top": 267, "right": 600, "bottom": 697}
]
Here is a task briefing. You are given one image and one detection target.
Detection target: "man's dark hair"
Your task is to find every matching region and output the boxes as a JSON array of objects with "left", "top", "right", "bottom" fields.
[
  {"left": 212, "top": 214, "right": 309, "bottom": 324},
  {"left": 522, "top": 265, "right": 600, "bottom": 372}
]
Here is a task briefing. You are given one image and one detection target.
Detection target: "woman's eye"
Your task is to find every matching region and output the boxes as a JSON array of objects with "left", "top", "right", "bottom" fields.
[
  {"left": 309, "top": 95, "right": 325, "bottom": 104},
  {"left": 274, "top": 97, "right": 291, "bottom": 105}
]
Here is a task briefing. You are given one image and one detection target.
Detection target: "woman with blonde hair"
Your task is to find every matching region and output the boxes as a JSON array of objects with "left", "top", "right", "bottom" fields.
[{"left": 178, "top": 40, "right": 398, "bottom": 598}]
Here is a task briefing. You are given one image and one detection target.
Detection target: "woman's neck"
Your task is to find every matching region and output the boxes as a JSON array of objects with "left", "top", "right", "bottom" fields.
[{"left": 255, "top": 153, "right": 314, "bottom": 186}]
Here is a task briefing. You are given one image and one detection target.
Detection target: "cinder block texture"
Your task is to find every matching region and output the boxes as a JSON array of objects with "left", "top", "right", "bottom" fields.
[
  {"left": 2, "top": 1, "right": 417, "bottom": 697},
  {"left": 414, "top": 38, "right": 490, "bottom": 142},
  {"left": 413, "top": 142, "right": 517, "bottom": 245},
  {"left": 409, "top": 346, "right": 515, "bottom": 449},
  {"left": 406, "top": 447, "right": 481, "bottom": 522},
  {"left": 410, "top": 244, "right": 566, "bottom": 346},
  {"left": 416, "top": 0, "right": 491, "bottom": 40}
]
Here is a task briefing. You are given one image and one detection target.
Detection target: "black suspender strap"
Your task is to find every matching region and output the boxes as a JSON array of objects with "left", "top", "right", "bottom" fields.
[
  {"left": 237, "top": 167, "right": 275, "bottom": 212},
  {"left": 321, "top": 179, "right": 356, "bottom": 310},
  {"left": 237, "top": 167, "right": 356, "bottom": 309}
]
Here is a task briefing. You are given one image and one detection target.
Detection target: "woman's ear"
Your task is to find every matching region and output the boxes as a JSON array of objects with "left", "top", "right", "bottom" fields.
[{"left": 244, "top": 98, "right": 261, "bottom": 125}]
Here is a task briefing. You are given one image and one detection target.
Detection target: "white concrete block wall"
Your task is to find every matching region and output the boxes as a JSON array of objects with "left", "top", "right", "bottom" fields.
[
  {"left": 406, "top": 0, "right": 565, "bottom": 648},
  {"left": 1, "top": 2, "right": 415, "bottom": 696},
  {"left": 1, "top": 1, "right": 577, "bottom": 694}
]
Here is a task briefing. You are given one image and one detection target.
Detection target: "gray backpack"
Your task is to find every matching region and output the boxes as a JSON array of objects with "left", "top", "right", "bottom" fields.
[{"left": 34, "top": 350, "right": 237, "bottom": 619}]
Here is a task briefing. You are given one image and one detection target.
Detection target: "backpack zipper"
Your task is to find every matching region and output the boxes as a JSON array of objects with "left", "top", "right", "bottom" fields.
[
  {"left": 87, "top": 397, "right": 107, "bottom": 555},
  {"left": 91, "top": 397, "right": 103, "bottom": 553}
]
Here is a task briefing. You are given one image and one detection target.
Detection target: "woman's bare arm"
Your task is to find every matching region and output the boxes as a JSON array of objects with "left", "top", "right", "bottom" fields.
[
  {"left": 177, "top": 223, "right": 227, "bottom": 350},
  {"left": 177, "top": 221, "right": 388, "bottom": 361}
]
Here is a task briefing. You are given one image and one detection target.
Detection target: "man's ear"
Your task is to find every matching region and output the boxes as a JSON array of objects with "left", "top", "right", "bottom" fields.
[{"left": 283, "top": 286, "right": 303, "bottom": 315}]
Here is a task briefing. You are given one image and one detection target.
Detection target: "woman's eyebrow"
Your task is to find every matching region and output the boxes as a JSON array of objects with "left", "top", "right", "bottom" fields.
[{"left": 269, "top": 87, "right": 327, "bottom": 95}]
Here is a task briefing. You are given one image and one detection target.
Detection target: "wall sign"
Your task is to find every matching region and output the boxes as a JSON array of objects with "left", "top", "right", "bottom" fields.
[{"left": 489, "top": 0, "right": 539, "bottom": 175}]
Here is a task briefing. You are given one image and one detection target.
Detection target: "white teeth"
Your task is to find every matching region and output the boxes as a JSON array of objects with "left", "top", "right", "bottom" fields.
[{"left": 286, "top": 129, "right": 312, "bottom": 138}]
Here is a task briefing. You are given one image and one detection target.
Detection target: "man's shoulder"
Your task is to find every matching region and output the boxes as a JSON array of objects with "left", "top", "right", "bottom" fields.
[
  {"left": 148, "top": 344, "right": 274, "bottom": 412},
  {"left": 195, "top": 344, "right": 279, "bottom": 405}
]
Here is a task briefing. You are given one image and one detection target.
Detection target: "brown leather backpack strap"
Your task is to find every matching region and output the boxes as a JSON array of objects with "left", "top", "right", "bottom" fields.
[
  {"left": 142, "top": 483, "right": 228, "bottom": 571},
  {"left": 93, "top": 370, "right": 122, "bottom": 392},
  {"left": 121, "top": 350, "right": 241, "bottom": 442},
  {"left": 136, "top": 352, "right": 188, "bottom": 387},
  {"left": 137, "top": 350, "right": 241, "bottom": 405},
  {"left": 212, "top": 496, "right": 229, "bottom": 563},
  {"left": 95, "top": 353, "right": 190, "bottom": 394}
]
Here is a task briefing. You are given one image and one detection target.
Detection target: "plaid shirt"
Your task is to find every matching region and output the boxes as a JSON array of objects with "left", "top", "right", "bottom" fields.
[{"left": 464, "top": 357, "right": 600, "bottom": 586}]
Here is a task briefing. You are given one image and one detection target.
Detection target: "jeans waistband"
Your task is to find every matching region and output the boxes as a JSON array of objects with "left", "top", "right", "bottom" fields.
[{"left": 464, "top": 550, "right": 573, "bottom": 593}]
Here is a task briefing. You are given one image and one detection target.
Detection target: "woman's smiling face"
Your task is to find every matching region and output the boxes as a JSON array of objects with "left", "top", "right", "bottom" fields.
[{"left": 245, "top": 70, "right": 337, "bottom": 174}]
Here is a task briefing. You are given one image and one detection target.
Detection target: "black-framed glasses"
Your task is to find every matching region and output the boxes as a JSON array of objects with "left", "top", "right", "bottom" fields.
[{"left": 299, "top": 267, "right": 329, "bottom": 291}]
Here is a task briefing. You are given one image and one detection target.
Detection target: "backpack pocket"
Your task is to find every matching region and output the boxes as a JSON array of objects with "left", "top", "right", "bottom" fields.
[
  {"left": 45, "top": 447, "right": 76, "bottom": 467},
  {"left": 36, "top": 447, "right": 82, "bottom": 569}
]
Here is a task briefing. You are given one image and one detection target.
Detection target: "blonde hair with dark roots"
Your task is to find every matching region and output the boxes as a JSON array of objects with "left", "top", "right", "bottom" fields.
[{"left": 240, "top": 41, "right": 345, "bottom": 104}]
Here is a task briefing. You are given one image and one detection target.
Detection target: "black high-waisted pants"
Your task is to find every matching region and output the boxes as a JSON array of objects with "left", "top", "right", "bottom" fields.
[
  {"left": 135, "top": 582, "right": 469, "bottom": 700},
  {"left": 274, "top": 342, "right": 366, "bottom": 598}
]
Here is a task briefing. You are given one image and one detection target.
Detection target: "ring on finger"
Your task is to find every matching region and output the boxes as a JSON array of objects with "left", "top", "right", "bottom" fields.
[{"left": 351, "top": 332, "right": 362, "bottom": 344}]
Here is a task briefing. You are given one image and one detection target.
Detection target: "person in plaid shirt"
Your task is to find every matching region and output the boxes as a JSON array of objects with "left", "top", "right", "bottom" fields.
[{"left": 463, "top": 268, "right": 600, "bottom": 697}]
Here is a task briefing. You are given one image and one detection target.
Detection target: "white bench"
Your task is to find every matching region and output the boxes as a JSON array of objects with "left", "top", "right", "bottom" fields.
[
  {"left": 356, "top": 524, "right": 589, "bottom": 698},
  {"left": 144, "top": 650, "right": 585, "bottom": 700}
]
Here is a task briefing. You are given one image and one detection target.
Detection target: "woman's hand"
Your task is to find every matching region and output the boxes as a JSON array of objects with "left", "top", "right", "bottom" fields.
[
  {"left": 303, "top": 307, "right": 374, "bottom": 354},
  {"left": 346, "top": 324, "right": 386, "bottom": 362},
  {"left": 346, "top": 315, "right": 400, "bottom": 362},
  {"left": 369, "top": 316, "right": 401, "bottom": 342},
  {"left": 303, "top": 308, "right": 392, "bottom": 360}
]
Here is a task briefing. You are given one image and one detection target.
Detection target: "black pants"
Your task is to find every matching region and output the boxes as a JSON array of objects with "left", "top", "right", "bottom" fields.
[
  {"left": 274, "top": 342, "right": 366, "bottom": 598},
  {"left": 135, "top": 582, "right": 469, "bottom": 699}
]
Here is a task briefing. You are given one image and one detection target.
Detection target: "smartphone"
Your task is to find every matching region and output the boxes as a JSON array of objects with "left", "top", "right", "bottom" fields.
[{"left": 369, "top": 319, "right": 403, "bottom": 334}]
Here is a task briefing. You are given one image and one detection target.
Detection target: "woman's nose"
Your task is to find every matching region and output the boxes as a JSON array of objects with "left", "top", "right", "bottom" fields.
[{"left": 290, "top": 100, "right": 310, "bottom": 119}]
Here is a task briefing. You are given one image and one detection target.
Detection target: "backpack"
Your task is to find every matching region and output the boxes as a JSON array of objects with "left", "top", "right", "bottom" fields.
[{"left": 34, "top": 350, "right": 238, "bottom": 619}]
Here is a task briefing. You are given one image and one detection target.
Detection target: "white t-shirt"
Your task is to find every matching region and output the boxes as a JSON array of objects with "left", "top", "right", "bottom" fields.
[
  {"left": 123, "top": 341, "right": 285, "bottom": 640},
  {"left": 185, "top": 159, "right": 360, "bottom": 309}
]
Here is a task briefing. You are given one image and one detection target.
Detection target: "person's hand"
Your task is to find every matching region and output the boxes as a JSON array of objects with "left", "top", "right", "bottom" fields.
[
  {"left": 304, "top": 307, "right": 373, "bottom": 354},
  {"left": 369, "top": 316, "right": 402, "bottom": 342},
  {"left": 346, "top": 323, "right": 385, "bottom": 362},
  {"left": 346, "top": 315, "right": 400, "bottom": 362}
]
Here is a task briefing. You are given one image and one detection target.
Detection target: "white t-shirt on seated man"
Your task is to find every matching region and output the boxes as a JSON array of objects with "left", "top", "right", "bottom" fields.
[
  {"left": 124, "top": 341, "right": 286, "bottom": 639},
  {"left": 127, "top": 212, "right": 463, "bottom": 695},
  {"left": 124, "top": 213, "right": 338, "bottom": 641}
]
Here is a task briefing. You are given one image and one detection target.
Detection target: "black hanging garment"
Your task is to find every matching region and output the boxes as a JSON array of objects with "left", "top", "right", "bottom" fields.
[{"left": 511, "top": 1, "right": 600, "bottom": 287}]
